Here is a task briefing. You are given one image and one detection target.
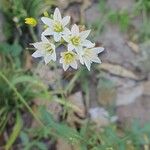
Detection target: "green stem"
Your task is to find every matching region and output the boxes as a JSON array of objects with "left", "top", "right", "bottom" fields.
[
  {"left": 29, "top": 27, "right": 38, "bottom": 42},
  {"left": 65, "top": 69, "right": 82, "bottom": 94},
  {"left": 0, "top": 71, "right": 44, "bottom": 127}
]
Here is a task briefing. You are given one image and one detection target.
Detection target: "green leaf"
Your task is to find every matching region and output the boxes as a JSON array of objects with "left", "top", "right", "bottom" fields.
[
  {"left": 5, "top": 112, "right": 23, "bottom": 150},
  {"left": 11, "top": 42, "right": 22, "bottom": 57},
  {"left": 20, "top": 132, "right": 29, "bottom": 145}
]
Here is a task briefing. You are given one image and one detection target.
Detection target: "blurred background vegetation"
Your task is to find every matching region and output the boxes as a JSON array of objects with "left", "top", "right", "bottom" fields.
[{"left": 0, "top": 0, "right": 150, "bottom": 149}]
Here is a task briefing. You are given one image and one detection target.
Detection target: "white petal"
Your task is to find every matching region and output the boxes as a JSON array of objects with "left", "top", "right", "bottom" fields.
[
  {"left": 68, "top": 44, "right": 75, "bottom": 51},
  {"left": 42, "top": 28, "right": 54, "bottom": 36},
  {"left": 41, "top": 17, "right": 53, "bottom": 26},
  {"left": 70, "top": 61, "right": 78, "bottom": 69},
  {"left": 78, "top": 55, "right": 84, "bottom": 64},
  {"left": 50, "top": 43, "right": 55, "bottom": 50},
  {"left": 41, "top": 35, "right": 49, "bottom": 43},
  {"left": 63, "top": 35, "right": 70, "bottom": 42},
  {"left": 32, "top": 50, "right": 43, "bottom": 58},
  {"left": 81, "top": 40, "right": 95, "bottom": 48},
  {"left": 83, "top": 58, "right": 91, "bottom": 71},
  {"left": 71, "top": 24, "right": 79, "bottom": 35},
  {"left": 53, "top": 8, "right": 62, "bottom": 21},
  {"left": 80, "top": 30, "right": 91, "bottom": 40},
  {"left": 74, "top": 46, "right": 84, "bottom": 55},
  {"left": 32, "top": 42, "right": 44, "bottom": 50},
  {"left": 62, "top": 16, "right": 70, "bottom": 26},
  {"left": 63, "top": 64, "right": 69, "bottom": 71},
  {"left": 91, "top": 56, "right": 101, "bottom": 63},
  {"left": 44, "top": 55, "right": 52, "bottom": 64},
  {"left": 59, "top": 57, "right": 63, "bottom": 63},
  {"left": 54, "top": 33, "right": 61, "bottom": 42},
  {"left": 51, "top": 52, "right": 56, "bottom": 61},
  {"left": 92, "top": 47, "right": 104, "bottom": 54},
  {"left": 62, "top": 27, "right": 71, "bottom": 35}
]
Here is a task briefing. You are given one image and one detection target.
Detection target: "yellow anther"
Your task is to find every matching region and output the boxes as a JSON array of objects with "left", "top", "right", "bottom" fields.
[{"left": 70, "top": 36, "right": 80, "bottom": 46}]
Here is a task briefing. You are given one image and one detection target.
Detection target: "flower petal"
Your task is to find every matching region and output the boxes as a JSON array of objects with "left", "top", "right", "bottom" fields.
[
  {"left": 71, "top": 24, "right": 79, "bottom": 35},
  {"left": 63, "top": 35, "right": 70, "bottom": 42},
  {"left": 62, "top": 16, "right": 70, "bottom": 26},
  {"left": 80, "top": 30, "right": 91, "bottom": 40},
  {"left": 74, "top": 46, "right": 84, "bottom": 55},
  {"left": 70, "top": 62, "right": 77, "bottom": 69},
  {"left": 32, "top": 42, "right": 45, "bottom": 50},
  {"left": 50, "top": 43, "right": 55, "bottom": 50},
  {"left": 63, "top": 64, "right": 69, "bottom": 71},
  {"left": 32, "top": 50, "right": 43, "bottom": 58},
  {"left": 62, "top": 27, "right": 71, "bottom": 35},
  {"left": 53, "top": 8, "right": 62, "bottom": 21},
  {"left": 41, "top": 17, "right": 53, "bottom": 27},
  {"left": 51, "top": 52, "right": 56, "bottom": 61},
  {"left": 41, "top": 35, "right": 49, "bottom": 43},
  {"left": 59, "top": 57, "right": 63, "bottom": 63},
  {"left": 44, "top": 55, "right": 52, "bottom": 64},
  {"left": 78, "top": 55, "right": 84, "bottom": 64},
  {"left": 68, "top": 44, "right": 75, "bottom": 51},
  {"left": 81, "top": 40, "right": 95, "bottom": 48},
  {"left": 42, "top": 28, "right": 54, "bottom": 36},
  {"left": 54, "top": 33, "right": 61, "bottom": 42},
  {"left": 83, "top": 58, "right": 91, "bottom": 71},
  {"left": 91, "top": 56, "right": 101, "bottom": 63},
  {"left": 92, "top": 47, "right": 104, "bottom": 54}
]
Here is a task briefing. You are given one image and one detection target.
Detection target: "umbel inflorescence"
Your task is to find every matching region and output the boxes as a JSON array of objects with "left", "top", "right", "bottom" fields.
[{"left": 30, "top": 8, "right": 104, "bottom": 71}]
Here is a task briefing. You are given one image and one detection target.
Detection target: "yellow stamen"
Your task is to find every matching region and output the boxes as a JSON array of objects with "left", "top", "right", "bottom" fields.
[
  {"left": 63, "top": 52, "right": 76, "bottom": 64},
  {"left": 70, "top": 36, "right": 80, "bottom": 46},
  {"left": 53, "top": 21, "right": 63, "bottom": 32},
  {"left": 44, "top": 44, "right": 53, "bottom": 54},
  {"left": 25, "top": 17, "right": 37, "bottom": 27}
]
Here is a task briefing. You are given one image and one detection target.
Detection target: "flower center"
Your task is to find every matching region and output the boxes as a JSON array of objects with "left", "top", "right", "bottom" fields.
[
  {"left": 70, "top": 36, "right": 80, "bottom": 46},
  {"left": 64, "top": 52, "right": 75, "bottom": 64},
  {"left": 53, "top": 21, "right": 63, "bottom": 32},
  {"left": 44, "top": 44, "right": 53, "bottom": 54}
]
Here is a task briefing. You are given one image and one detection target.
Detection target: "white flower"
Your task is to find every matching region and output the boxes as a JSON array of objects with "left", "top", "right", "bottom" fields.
[
  {"left": 80, "top": 46, "right": 104, "bottom": 71},
  {"left": 41, "top": 8, "right": 70, "bottom": 42},
  {"left": 32, "top": 35, "right": 56, "bottom": 64},
  {"left": 60, "top": 51, "right": 78, "bottom": 71},
  {"left": 63, "top": 24, "right": 95, "bottom": 55}
]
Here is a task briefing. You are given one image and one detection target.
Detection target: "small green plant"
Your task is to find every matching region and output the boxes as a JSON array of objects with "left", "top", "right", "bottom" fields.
[{"left": 0, "top": 0, "right": 55, "bottom": 40}]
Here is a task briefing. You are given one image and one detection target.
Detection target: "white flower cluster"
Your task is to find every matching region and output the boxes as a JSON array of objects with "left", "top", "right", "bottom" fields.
[{"left": 32, "top": 8, "right": 104, "bottom": 71}]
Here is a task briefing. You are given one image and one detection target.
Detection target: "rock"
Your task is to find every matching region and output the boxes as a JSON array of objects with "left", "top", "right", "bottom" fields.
[
  {"left": 57, "top": 0, "right": 82, "bottom": 9},
  {"left": 116, "top": 84, "right": 143, "bottom": 106},
  {"left": 97, "top": 77, "right": 117, "bottom": 106},
  {"left": 68, "top": 91, "right": 86, "bottom": 118},
  {"left": 33, "top": 64, "right": 63, "bottom": 89},
  {"left": 65, "top": 4, "right": 81, "bottom": 24},
  {"left": 99, "top": 63, "right": 139, "bottom": 80},
  {"left": 107, "top": 0, "right": 135, "bottom": 12},
  {"left": 137, "top": 41, "right": 150, "bottom": 73},
  {"left": 33, "top": 97, "right": 62, "bottom": 121},
  {"left": 85, "top": 3, "right": 100, "bottom": 24},
  {"left": 89, "top": 107, "right": 117, "bottom": 127},
  {"left": 117, "top": 95, "right": 150, "bottom": 126},
  {"left": 142, "top": 81, "right": 150, "bottom": 96},
  {"left": 99, "top": 24, "right": 136, "bottom": 65}
]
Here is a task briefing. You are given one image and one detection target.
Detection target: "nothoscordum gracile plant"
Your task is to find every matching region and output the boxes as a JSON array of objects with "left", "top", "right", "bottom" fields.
[{"left": 26, "top": 8, "right": 104, "bottom": 71}]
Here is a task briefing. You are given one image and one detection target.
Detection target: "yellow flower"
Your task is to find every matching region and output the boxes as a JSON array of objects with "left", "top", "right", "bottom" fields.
[
  {"left": 43, "top": 11, "right": 49, "bottom": 17},
  {"left": 25, "top": 17, "right": 37, "bottom": 27}
]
